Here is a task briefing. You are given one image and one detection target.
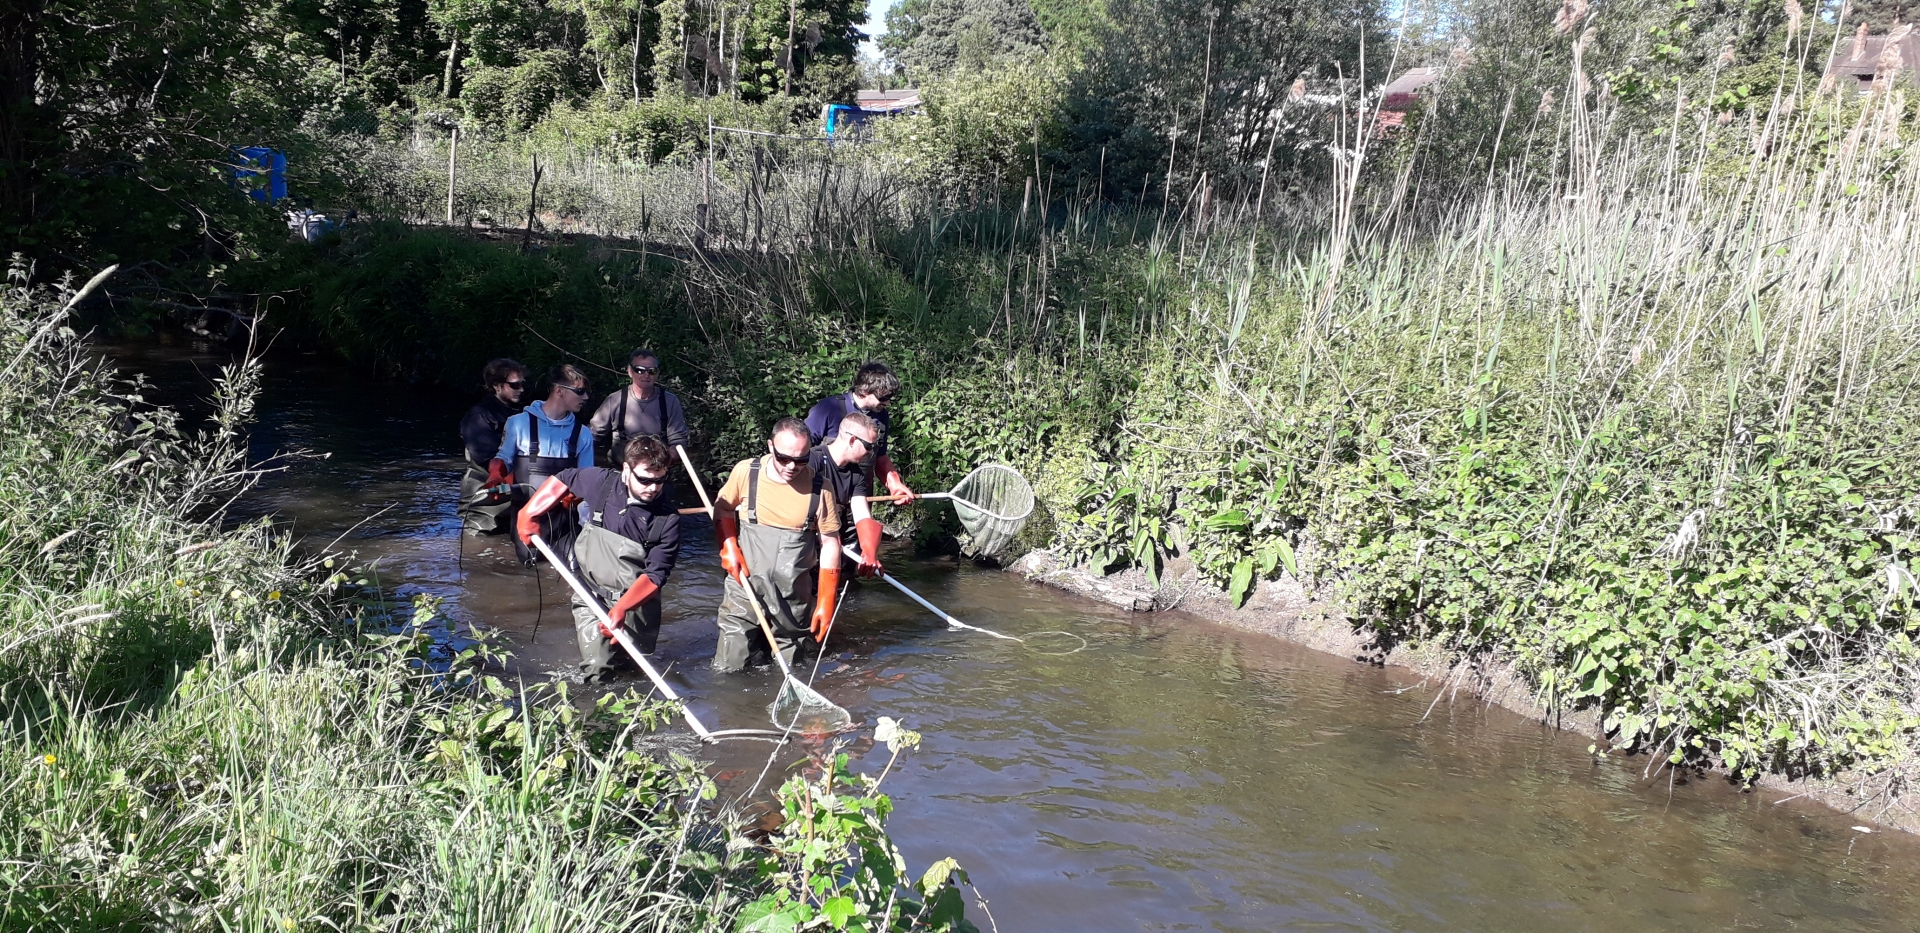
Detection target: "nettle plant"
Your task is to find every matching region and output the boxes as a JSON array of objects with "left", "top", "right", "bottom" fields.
[{"left": 741, "top": 719, "right": 979, "bottom": 933}]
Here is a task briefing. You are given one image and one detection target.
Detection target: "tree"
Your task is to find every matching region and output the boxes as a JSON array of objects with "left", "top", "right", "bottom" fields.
[
  {"left": 1055, "top": 0, "right": 1388, "bottom": 200},
  {"left": 882, "top": 0, "right": 1047, "bottom": 78},
  {"left": 1843, "top": 0, "right": 1920, "bottom": 29},
  {"left": 3, "top": 0, "right": 330, "bottom": 257}
]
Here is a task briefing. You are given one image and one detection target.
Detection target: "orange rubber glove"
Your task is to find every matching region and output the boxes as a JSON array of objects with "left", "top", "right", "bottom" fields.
[
  {"left": 715, "top": 508, "right": 747, "bottom": 585},
  {"left": 604, "top": 575, "right": 660, "bottom": 638},
  {"left": 517, "top": 476, "right": 574, "bottom": 545},
  {"left": 855, "top": 517, "right": 885, "bottom": 578},
  {"left": 811, "top": 566, "right": 841, "bottom": 639},
  {"left": 485, "top": 457, "right": 511, "bottom": 488}
]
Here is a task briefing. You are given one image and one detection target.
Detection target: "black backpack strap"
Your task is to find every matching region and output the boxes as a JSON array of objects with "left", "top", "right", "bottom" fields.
[{"left": 745, "top": 456, "right": 761, "bottom": 526}]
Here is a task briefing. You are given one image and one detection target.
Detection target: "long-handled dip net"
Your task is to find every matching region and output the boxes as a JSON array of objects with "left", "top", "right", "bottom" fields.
[
  {"left": 739, "top": 578, "right": 855, "bottom": 735},
  {"left": 897, "top": 464, "right": 1035, "bottom": 557}
]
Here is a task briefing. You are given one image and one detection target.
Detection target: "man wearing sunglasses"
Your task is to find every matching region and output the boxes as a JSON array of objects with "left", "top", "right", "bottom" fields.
[
  {"left": 811, "top": 410, "right": 888, "bottom": 579},
  {"left": 492, "top": 364, "right": 596, "bottom": 563},
  {"left": 804, "top": 361, "right": 917, "bottom": 506},
  {"left": 709, "top": 418, "right": 844, "bottom": 672},
  {"left": 589, "top": 348, "right": 688, "bottom": 466},
  {"left": 459, "top": 358, "right": 528, "bottom": 535},
  {"left": 517, "top": 437, "right": 682, "bottom": 679}
]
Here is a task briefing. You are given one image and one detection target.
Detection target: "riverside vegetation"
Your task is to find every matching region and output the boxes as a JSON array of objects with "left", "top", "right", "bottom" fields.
[
  {"left": 0, "top": 273, "right": 980, "bottom": 930},
  {"left": 239, "top": 27, "right": 1920, "bottom": 810}
]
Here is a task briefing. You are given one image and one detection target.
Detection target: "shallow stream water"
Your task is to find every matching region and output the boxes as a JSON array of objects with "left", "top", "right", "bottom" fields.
[{"left": 109, "top": 336, "right": 1920, "bottom": 932}]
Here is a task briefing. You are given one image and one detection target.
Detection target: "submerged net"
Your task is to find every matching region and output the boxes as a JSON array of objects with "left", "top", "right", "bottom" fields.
[
  {"left": 769, "top": 679, "right": 853, "bottom": 735},
  {"left": 948, "top": 464, "right": 1034, "bottom": 557}
]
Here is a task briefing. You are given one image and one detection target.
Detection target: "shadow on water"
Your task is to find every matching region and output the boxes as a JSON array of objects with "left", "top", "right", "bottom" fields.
[{"left": 106, "top": 334, "right": 1920, "bottom": 932}]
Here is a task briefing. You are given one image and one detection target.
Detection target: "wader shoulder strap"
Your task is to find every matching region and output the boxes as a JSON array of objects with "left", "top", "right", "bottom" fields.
[
  {"left": 566, "top": 418, "right": 582, "bottom": 459},
  {"left": 519, "top": 411, "right": 541, "bottom": 458},
  {"left": 593, "top": 469, "right": 619, "bottom": 527},
  {"left": 744, "top": 456, "right": 822, "bottom": 532},
  {"left": 746, "top": 456, "right": 761, "bottom": 526}
]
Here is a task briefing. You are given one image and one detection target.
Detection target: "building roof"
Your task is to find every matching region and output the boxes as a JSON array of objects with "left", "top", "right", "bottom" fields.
[
  {"left": 1827, "top": 29, "right": 1920, "bottom": 87},
  {"left": 855, "top": 89, "right": 922, "bottom": 112},
  {"left": 1381, "top": 67, "right": 1444, "bottom": 111}
]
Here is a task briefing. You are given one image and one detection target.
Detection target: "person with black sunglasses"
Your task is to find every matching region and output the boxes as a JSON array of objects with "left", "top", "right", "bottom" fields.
[
  {"left": 517, "top": 437, "right": 683, "bottom": 679},
  {"left": 492, "top": 364, "right": 596, "bottom": 563},
  {"left": 458, "top": 358, "right": 528, "bottom": 536},
  {"left": 804, "top": 361, "right": 917, "bottom": 506},
  {"left": 709, "top": 417, "right": 844, "bottom": 673},
  {"left": 589, "top": 348, "right": 688, "bottom": 465},
  {"left": 811, "top": 410, "right": 888, "bottom": 579}
]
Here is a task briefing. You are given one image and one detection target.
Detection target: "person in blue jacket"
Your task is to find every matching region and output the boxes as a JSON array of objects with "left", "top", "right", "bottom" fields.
[{"left": 489, "top": 364, "right": 595, "bottom": 563}]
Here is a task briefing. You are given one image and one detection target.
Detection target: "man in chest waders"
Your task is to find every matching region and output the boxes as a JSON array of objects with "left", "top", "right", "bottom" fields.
[
  {"left": 805, "top": 361, "right": 917, "bottom": 506},
  {"left": 491, "top": 364, "right": 595, "bottom": 564},
  {"left": 810, "top": 410, "right": 888, "bottom": 580},
  {"left": 589, "top": 348, "right": 689, "bottom": 465},
  {"left": 711, "top": 418, "right": 843, "bottom": 673},
  {"left": 458, "top": 358, "right": 527, "bottom": 535},
  {"left": 516, "top": 437, "right": 681, "bottom": 680}
]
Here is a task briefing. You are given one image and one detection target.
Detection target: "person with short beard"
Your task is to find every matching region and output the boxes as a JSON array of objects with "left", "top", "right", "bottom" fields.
[
  {"left": 709, "top": 418, "right": 843, "bottom": 672},
  {"left": 516, "top": 437, "right": 682, "bottom": 679}
]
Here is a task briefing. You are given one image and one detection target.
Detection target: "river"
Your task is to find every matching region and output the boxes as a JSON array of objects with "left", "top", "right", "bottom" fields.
[{"left": 108, "top": 335, "right": 1920, "bottom": 932}]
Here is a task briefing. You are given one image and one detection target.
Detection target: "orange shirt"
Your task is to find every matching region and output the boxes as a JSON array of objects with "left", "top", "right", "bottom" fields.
[{"left": 716, "top": 455, "right": 841, "bottom": 534}]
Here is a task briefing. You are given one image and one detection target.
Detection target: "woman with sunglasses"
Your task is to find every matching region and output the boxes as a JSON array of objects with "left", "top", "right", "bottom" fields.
[
  {"left": 458, "top": 358, "right": 528, "bottom": 536},
  {"left": 589, "top": 348, "right": 688, "bottom": 466}
]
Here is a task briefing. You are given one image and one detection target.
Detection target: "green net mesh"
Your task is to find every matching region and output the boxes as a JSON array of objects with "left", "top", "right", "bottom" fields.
[{"left": 948, "top": 464, "right": 1034, "bottom": 557}]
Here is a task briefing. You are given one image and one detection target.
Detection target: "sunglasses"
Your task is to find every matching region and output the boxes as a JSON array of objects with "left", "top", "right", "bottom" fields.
[
  {"left": 629, "top": 472, "right": 667, "bottom": 486},
  {"left": 629, "top": 365, "right": 658, "bottom": 375},
  {"left": 503, "top": 380, "right": 527, "bottom": 389},
  {"left": 846, "top": 434, "right": 874, "bottom": 451},
  {"left": 557, "top": 384, "right": 589, "bottom": 397},
  {"left": 769, "top": 449, "right": 809, "bottom": 467}
]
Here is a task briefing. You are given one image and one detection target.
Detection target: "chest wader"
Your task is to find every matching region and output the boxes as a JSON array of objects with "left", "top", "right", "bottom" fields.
[
  {"left": 607, "top": 388, "right": 668, "bottom": 465},
  {"left": 458, "top": 457, "right": 514, "bottom": 535},
  {"left": 511, "top": 412, "right": 583, "bottom": 565},
  {"left": 712, "top": 458, "right": 822, "bottom": 673},
  {"left": 570, "top": 477, "right": 664, "bottom": 679}
]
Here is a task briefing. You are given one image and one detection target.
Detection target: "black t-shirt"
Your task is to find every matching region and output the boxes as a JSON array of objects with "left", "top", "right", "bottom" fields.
[
  {"left": 556, "top": 467, "right": 682, "bottom": 585},
  {"left": 808, "top": 445, "right": 871, "bottom": 520}
]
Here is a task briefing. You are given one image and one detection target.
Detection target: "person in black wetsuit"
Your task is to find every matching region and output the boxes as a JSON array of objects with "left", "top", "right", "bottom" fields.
[
  {"left": 809, "top": 409, "right": 888, "bottom": 580},
  {"left": 457, "top": 358, "right": 528, "bottom": 535},
  {"left": 517, "top": 437, "right": 682, "bottom": 679},
  {"left": 804, "top": 361, "right": 917, "bottom": 506}
]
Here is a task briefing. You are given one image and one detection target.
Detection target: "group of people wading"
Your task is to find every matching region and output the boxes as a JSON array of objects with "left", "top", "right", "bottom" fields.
[{"left": 458, "top": 349, "right": 915, "bottom": 680}]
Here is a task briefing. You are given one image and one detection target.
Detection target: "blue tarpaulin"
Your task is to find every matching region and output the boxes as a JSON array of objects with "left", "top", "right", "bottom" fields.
[{"left": 233, "top": 147, "right": 287, "bottom": 202}]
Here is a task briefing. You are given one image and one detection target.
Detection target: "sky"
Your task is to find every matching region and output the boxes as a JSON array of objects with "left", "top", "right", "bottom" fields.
[{"left": 860, "top": 0, "right": 894, "bottom": 61}]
